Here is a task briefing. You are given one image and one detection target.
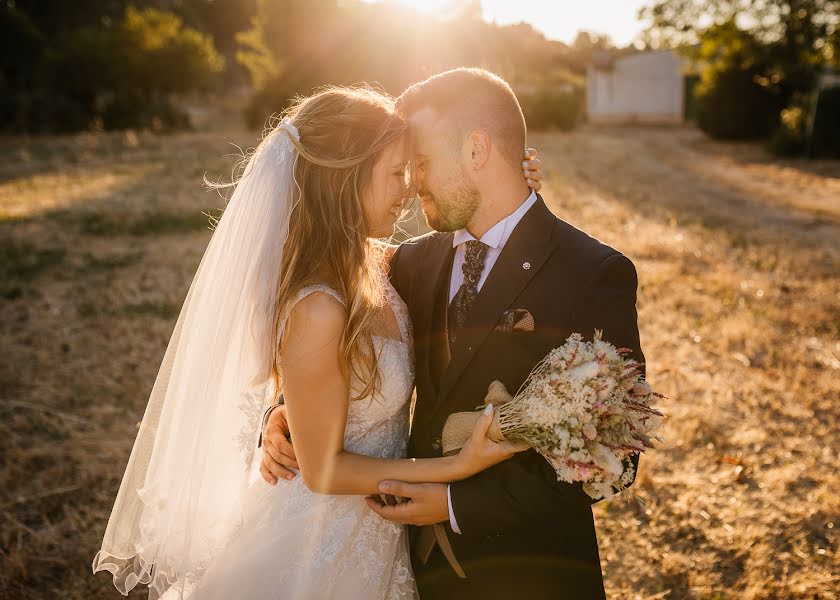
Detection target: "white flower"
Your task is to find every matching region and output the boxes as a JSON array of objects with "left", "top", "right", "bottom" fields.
[
  {"left": 597, "top": 378, "right": 617, "bottom": 401},
  {"left": 591, "top": 443, "right": 624, "bottom": 476},
  {"left": 567, "top": 360, "right": 600, "bottom": 382},
  {"left": 594, "top": 339, "right": 620, "bottom": 362}
]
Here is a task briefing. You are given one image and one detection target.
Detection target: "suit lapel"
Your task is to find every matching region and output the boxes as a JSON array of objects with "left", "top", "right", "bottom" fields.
[{"left": 436, "top": 196, "right": 557, "bottom": 408}]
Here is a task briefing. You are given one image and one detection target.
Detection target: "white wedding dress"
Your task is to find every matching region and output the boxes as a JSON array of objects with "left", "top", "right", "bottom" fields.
[{"left": 175, "top": 279, "right": 419, "bottom": 600}]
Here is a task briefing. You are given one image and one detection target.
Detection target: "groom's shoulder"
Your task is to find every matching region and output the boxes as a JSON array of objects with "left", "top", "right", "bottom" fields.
[
  {"left": 394, "top": 230, "right": 450, "bottom": 261},
  {"left": 389, "top": 230, "right": 450, "bottom": 294},
  {"left": 549, "top": 215, "right": 636, "bottom": 274},
  {"left": 403, "top": 229, "right": 450, "bottom": 247}
]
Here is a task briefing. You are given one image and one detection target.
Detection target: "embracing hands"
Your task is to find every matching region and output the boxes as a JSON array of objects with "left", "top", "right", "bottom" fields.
[
  {"left": 259, "top": 405, "right": 298, "bottom": 484},
  {"left": 522, "top": 147, "right": 542, "bottom": 191},
  {"left": 259, "top": 403, "right": 513, "bottom": 525},
  {"left": 365, "top": 404, "right": 514, "bottom": 526},
  {"left": 364, "top": 481, "right": 450, "bottom": 526},
  {"left": 260, "top": 402, "right": 513, "bottom": 485}
]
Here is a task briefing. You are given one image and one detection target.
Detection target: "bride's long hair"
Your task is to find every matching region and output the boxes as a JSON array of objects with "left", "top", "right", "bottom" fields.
[{"left": 267, "top": 86, "right": 406, "bottom": 400}]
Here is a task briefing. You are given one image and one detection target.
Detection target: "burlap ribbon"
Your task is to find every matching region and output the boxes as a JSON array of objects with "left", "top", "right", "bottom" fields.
[{"left": 441, "top": 380, "right": 531, "bottom": 456}]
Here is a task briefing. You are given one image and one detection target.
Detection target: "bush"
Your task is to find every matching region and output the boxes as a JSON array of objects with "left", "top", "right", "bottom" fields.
[
  {"left": 517, "top": 86, "right": 583, "bottom": 131},
  {"left": 696, "top": 67, "right": 785, "bottom": 140},
  {"left": 769, "top": 87, "right": 840, "bottom": 158},
  {"left": 0, "top": 5, "right": 45, "bottom": 81},
  {"left": 0, "top": 5, "right": 48, "bottom": 131},
  {"left": 809, "top": 86, "right": 840, "bottom": 158},
  {"left": 769, "top": 104, "right": 807, "bottom": 156},
  {"left": 101, "top": 93, "right": 191, "bottom": 132}
]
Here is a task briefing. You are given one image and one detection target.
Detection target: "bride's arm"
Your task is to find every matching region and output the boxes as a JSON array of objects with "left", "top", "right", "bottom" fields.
[{"left": 280, "top": 291, "right": 511, "bottom": 496}]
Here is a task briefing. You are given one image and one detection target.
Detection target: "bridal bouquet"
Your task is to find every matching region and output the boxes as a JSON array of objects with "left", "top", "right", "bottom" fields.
[{"left": 442, "top": 330, "right": 666, "bottom": 499}]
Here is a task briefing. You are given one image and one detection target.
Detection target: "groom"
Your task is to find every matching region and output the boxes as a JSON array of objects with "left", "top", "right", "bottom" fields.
[{"left": 263, "top": 68, "right": 644, "bottom": 599}]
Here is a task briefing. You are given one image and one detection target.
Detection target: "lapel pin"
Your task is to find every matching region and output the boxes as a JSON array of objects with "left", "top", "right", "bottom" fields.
[{"left": 522, "top": 261, "right": 531, "bottom": 270}]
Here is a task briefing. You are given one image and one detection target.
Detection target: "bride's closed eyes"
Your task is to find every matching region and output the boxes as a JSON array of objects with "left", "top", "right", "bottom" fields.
[
  {"left": 363, "top": 136, "right": 412, "bottom": 237},
  {"left": 393, "top": 163, "right": 409, "bottom": 186}
]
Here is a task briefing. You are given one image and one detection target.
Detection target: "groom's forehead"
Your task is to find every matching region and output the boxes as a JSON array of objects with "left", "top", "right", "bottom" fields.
[
  {"left": 409, "top": 107, "right": 448, "bottom": 137},
  {"left": 409, "top": 107, "right": 450, "bottom": 152}
]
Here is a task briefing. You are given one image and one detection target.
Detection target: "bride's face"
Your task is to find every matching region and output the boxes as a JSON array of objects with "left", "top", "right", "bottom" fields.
[{"left": 364, "top": 135, "right": 410, "bottom": 238}]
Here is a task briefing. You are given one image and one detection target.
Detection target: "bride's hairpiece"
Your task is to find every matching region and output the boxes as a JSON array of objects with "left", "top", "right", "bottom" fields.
[{"left": 280, "top": 116, "right": 301, "bottom": 142}]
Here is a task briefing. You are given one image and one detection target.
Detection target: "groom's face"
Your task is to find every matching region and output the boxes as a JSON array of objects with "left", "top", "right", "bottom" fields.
[{"left": 409, "top": 107, "right": 480, "bottom": 232}]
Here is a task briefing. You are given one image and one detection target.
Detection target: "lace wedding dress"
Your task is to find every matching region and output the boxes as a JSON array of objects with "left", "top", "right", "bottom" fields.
[{"left": 169, "top": 278, "right": 418, "bottom": 600}]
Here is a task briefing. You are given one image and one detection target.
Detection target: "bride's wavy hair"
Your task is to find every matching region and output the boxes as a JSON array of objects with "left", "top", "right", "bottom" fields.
[{"left": 268, "top": 85, "right": 407, "bottom": 401}]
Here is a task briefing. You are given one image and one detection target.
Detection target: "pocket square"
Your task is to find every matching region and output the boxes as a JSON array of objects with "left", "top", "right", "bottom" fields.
[{"left": 495, "top": 308, "right": 535, "bottom": 332}]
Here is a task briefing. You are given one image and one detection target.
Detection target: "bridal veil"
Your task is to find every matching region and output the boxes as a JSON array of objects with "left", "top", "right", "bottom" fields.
[{"left": 92, "top": 119, "right": 301, "bottom": 599}]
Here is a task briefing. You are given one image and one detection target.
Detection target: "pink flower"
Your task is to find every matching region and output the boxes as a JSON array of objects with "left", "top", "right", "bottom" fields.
[{"left": 631, "top": 381, "right": 653, "bottom": 397}]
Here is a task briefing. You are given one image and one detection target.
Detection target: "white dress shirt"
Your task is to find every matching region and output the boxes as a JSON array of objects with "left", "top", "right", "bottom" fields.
[{"left": 446, "top": 189, "right": 538, "bottom": 534}]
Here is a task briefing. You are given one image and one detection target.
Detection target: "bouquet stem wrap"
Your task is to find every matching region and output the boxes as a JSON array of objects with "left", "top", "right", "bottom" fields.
[{"left": 441, "top": 380, "right": 531, "bottom": 455}]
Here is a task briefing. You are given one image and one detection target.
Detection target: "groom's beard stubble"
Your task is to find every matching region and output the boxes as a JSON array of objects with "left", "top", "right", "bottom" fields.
[{"left": 419, "top": 181, "right": 480, "bottom": 233}]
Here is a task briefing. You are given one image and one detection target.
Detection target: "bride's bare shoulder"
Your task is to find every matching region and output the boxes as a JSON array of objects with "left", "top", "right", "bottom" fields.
[
  {"left": 289, "top": 288, "right": 346, "bottom": 326},
  {"left": 283, "top": 290, "right": 346, "bottom": 358},
  {"left": 279, "top": 290, "right": 347, "bottom": 368}
]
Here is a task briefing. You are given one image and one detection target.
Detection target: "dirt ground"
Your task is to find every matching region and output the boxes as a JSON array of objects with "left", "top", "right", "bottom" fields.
[{"left": 1, "top": 125, "right": 837, "bottom": 599}]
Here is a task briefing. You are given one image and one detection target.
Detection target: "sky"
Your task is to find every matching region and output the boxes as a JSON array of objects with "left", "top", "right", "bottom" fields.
[
  {"left": 478, "top": 0, "right": 651, "bottom": 47},
  {"left": 368, "top": 0, "right": 653, "bottom": 47}
]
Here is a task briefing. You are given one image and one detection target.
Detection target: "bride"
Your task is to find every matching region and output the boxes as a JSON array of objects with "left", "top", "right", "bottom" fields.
[{"left": 92, "top": 85, "right": 541, "bottom": 599}]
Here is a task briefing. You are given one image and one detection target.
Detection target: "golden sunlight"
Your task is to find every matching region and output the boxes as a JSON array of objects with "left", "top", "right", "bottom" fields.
[{"left": 392, "top": 0, "right": 456, "bottom": 14}]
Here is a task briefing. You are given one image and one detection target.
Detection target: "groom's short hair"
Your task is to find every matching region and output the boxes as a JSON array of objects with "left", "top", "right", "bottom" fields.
[{"left": 396, "top": 67, "right": 526, "bottom": 170}]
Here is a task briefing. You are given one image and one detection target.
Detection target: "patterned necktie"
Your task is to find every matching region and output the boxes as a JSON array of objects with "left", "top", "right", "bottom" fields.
[{"left": 448, "top": 239, "right": 489, "bottom": 350}]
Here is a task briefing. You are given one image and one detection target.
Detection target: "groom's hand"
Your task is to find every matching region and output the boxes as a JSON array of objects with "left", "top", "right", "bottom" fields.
[
  {"left": 365, "top": 481, "right": 448, "bottom": 526},
  {"left": 260, "top": 405, "right": 299, "bottom": 484}
]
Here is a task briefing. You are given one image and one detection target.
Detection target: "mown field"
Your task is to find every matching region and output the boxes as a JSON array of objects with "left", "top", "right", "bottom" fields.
[{"left": 1, "top": 125, "right": 837, "bottom": 599}]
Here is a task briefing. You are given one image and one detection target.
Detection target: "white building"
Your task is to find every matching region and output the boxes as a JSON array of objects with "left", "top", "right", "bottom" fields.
[{"left": 587, "top": 49, "right": 688, "bottom": 124}]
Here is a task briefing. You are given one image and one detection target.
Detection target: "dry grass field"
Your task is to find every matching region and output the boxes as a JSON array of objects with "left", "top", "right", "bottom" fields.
[{"left": 1, "top": 125, "right": 837, "bottom": 599}]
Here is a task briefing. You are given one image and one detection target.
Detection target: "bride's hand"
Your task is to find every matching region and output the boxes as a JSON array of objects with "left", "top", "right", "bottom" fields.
[
  {"left": 522, "top": 147, "right": 543, "bottom": 191},
  {"left": 452, "top": 404, "right": 515, "bottom": 480}
]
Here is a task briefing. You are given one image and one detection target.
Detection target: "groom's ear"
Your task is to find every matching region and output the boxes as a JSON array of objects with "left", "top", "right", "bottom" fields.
[{"left": 466, "top": 130, "right": 491, "bottom": 171}]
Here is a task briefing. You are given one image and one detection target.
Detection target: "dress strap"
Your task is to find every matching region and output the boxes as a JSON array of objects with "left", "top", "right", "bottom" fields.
[
  {"left": 277, "top": 284, "right": 346, "bottom": 349},
  {"left": 292, "top": 284, "right": 346, "bottom": 308}
]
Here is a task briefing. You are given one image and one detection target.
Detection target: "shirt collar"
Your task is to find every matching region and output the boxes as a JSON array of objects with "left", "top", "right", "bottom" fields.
[{"left": 452, "top": 189, "right": 538, "bottom": 250}]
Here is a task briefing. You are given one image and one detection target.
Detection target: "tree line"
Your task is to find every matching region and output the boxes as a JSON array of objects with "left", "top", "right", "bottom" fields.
[{"left": 2, "top": 0, "right": 838, "bottom": 156}]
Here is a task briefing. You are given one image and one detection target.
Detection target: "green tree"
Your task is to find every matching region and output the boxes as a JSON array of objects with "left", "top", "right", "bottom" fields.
[
  {"left": 640, "top": 0, "right": 839, "bottom": 142},
  {"left": 641, "top": 0, "right": 839, "bottom": 92},
  {"left": 1, "top": 5, "right": 224, "bottom": 132},
  {"left": 120, "top": 6, "right": 224, "bottom": 95},
  {"left": 693, "top": 19, "right": 786, "bottom": 138},
  {"left": 0, "top": 5, "right": 48, "bottom": 130}
]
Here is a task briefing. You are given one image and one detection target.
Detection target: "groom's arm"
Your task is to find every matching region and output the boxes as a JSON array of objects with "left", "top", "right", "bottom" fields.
[{"left": 448, "top": 252, "right": 645, "bottom": 537}]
